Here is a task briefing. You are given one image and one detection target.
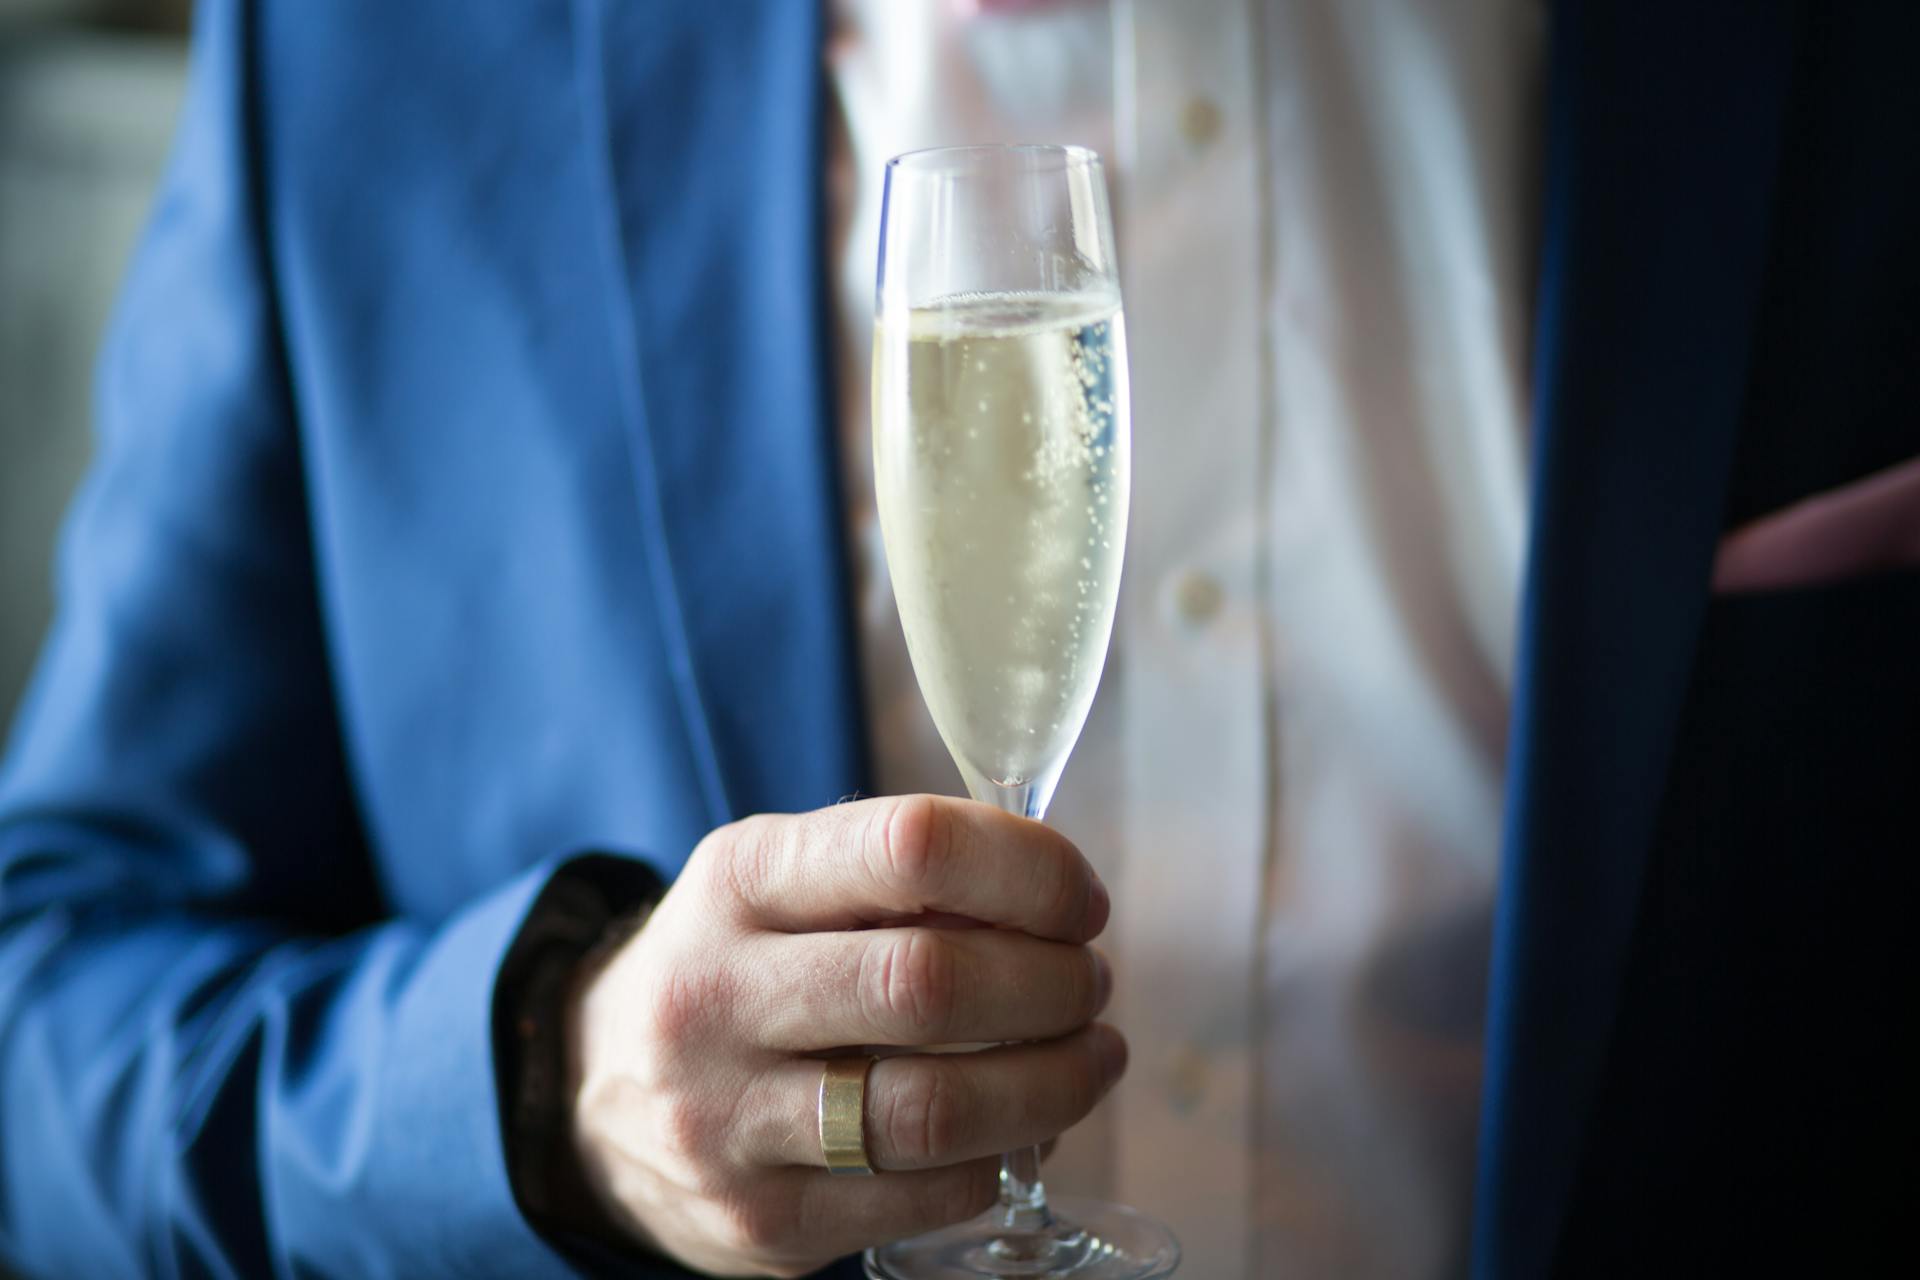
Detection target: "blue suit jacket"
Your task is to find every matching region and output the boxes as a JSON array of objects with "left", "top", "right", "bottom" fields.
[{"left": 0, "top": 1, "right": 1912, "bottom": 1276}]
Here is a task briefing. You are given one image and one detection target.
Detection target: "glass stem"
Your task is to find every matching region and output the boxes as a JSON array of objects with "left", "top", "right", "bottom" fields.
[
  {"left": 997, "top": 1144, "right": 1055, "bottom": 1231},
  {"left": 971, "top": 775, "right": 1050, "bottom": 821},
  {"left": 968, "top": 775, "right": 1060, "bottom": 1236}
]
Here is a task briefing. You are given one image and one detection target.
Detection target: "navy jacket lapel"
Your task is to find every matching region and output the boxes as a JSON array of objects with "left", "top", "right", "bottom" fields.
[
  {"left": 573, "top": 0, "right": 866, "bottom": 824},
  {"left": 1475, "top": 3, "right": 1799, "bottom": 1274}
]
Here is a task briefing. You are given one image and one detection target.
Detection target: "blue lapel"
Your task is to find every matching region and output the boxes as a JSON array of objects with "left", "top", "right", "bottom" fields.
[
  {"left": 1474, "top": 3, "right": 1798, "bottom": 1274},
  {"left": 572, "top": 0, "right": 867, "bottom": 825}
]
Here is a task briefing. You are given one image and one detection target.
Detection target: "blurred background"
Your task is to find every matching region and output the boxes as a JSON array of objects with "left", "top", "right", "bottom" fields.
[{"left": 0, "top": 0, "right": 187, "bottom": 726}]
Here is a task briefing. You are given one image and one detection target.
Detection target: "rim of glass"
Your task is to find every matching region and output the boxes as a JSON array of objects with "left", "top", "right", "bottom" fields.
[{"left": 885, "top": 142, "right": 1103, "bottom": 173}]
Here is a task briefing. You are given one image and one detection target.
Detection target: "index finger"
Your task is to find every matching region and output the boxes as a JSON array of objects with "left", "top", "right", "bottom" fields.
[{"left": 711, "top": 796, "right": 1109, "bottom": 943}]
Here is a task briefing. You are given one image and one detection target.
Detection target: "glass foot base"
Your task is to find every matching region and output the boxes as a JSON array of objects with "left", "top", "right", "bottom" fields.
[{"left": 864, "top": 1197, "right": 1180, "bottom": 1279}]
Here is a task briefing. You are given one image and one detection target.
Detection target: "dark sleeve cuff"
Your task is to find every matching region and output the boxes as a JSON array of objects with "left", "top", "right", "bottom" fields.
[{"left": 494, "top": 853, "right": 665, "bottom": 1268}]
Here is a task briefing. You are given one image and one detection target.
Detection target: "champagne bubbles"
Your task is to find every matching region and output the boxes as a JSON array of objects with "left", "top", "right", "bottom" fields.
[{"left": 872, "top": 291, "right": 1131, "bottom": 788}]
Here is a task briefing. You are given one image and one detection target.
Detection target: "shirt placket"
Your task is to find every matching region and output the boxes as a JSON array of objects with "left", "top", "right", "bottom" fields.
[{"left": 1110, "top": 1, "right": 1268, "bottom": 1274}]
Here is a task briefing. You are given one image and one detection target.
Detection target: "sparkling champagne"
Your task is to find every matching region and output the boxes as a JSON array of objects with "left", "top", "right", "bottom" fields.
[{"left": 873, "top": 290, "right": 1130, "bottom": 797}]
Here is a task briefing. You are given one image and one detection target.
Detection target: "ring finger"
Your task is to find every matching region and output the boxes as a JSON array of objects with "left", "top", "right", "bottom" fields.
[{"left": 745, "top": 1024, "right": 1127, "bottom": 1174}]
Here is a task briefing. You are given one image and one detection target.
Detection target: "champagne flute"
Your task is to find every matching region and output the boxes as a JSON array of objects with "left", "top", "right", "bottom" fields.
[{"left": 866, "top": 145, "right": 1179, "bottom": 1280}]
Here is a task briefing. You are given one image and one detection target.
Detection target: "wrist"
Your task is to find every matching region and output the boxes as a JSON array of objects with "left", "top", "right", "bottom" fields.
[{"left": 558, "top": 901, "right": 659, "bottom": 1244}]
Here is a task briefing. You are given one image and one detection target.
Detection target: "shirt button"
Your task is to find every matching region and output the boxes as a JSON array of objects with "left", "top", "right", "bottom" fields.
[
  {"left": 1180, "top": 96, "right": 1223, "bottom": 149},
  {"left": 1172, "top": 569, "right": 1224, "bottom": 625}
]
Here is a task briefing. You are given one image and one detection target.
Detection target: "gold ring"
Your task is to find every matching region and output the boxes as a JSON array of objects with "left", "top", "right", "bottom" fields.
[{"left": 818, "top": 1057, "right": 877, "bottom": 1176}]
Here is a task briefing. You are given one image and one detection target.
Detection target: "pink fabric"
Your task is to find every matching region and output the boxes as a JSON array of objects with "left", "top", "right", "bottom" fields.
[{"left": 1713, "top": 452, "right": 1920, "bottom": 592}]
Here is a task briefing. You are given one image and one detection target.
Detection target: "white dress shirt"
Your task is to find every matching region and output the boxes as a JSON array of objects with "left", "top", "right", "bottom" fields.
[{"left": 827, "top": 2, "right": 1543, "bottom": 1275}]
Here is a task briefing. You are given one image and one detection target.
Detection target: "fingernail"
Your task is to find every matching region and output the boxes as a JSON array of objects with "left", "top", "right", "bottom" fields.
[
  {"left": 1092, "top": 1024, "right": 1128, "bottom": 1088},
  {"left": 1088, "top": 875, "right": 1111, "bottom": 930},
  {"left": 1091, "top": 950, "right": 1113, "bottom": 1013}
]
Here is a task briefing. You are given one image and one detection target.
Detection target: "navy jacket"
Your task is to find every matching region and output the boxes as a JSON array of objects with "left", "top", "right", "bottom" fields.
[{"left": 0, "top": 1, "right": 1912, "bottom": 1276}]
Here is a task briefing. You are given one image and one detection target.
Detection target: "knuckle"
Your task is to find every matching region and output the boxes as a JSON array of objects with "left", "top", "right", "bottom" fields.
[
  {"left": 657, "top": 1093, "right": 716, "bottom": 1158},
  {"left": 885, "top": 1060, "right": 971, "bottom": 1165},
  {"left": 687, "top": 818, "right": 734, "bottom": 872},
  {"left": 711, "top": 814, "right": 781, "bottom": 908},
  {"left": 878, "top": 795, "right": 948, "bottom": 893},
  {"left": 644, "top": 964, "right": 735, "bottom": 1049},
  {"left": 863, "top": 930, "right": 956, "bottom": 1039}
]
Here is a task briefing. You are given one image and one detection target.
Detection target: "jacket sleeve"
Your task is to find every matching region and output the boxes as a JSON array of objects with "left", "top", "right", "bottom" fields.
[{"left": 0, "top": 3, "right": 649, "bottom": 1275}]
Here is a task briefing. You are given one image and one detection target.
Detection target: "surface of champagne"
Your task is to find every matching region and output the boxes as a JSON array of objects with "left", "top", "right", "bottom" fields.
[{"left": 873, "top": 290, "right": 1130, "bottom": 792}]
